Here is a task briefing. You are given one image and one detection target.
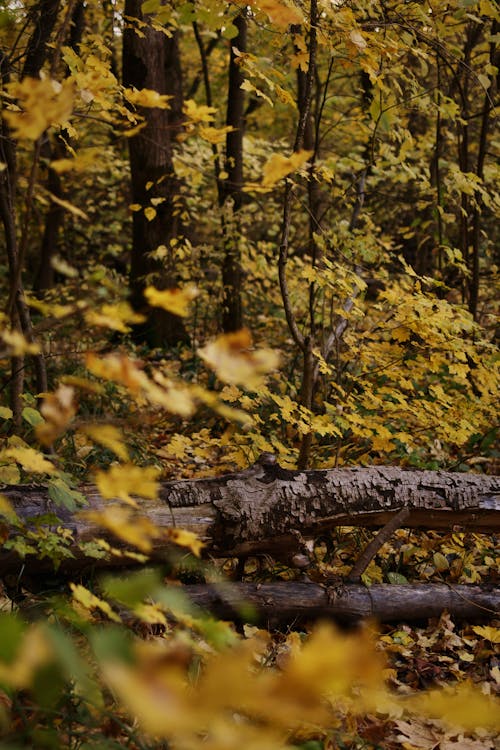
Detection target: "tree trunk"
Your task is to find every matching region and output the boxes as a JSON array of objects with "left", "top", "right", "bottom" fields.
[
  {"left": 123, "top": 1, "right": 188, "bottom": 347},
  {"left": 2, "top": 459, "right": 498, "bottom": 575},
  {"left": 221, "top": 12, "right": 247, "bottom": 333}
]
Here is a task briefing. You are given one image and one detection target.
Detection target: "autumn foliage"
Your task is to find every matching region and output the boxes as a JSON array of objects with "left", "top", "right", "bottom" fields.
[{"left": 0, "top": 0, "right": 499, "bottom": 747}]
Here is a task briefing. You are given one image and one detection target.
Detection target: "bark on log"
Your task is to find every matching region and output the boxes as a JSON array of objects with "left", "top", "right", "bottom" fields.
[
  {"left": 1, "top": 457, "right": 499, "bottom": 575},
  {"left": 183, "top": 582, "right": 500, "bottom": 625}
]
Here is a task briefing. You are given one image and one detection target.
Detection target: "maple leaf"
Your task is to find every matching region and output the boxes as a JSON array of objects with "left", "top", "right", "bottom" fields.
[
  {"left": 1, "top": 328, "right": 40, "bottom": 356},
  {"left": 82, "top": 506, "right": 157, "bottom": 553},
  {"left": 164, "top": 528, "right": 204, "bottom": 558},
  {"left": 198, "top": 329, "right": 280, "bottom": 389},
  {"left": 3, "top": 446, "right": 56, "bottom": 474},
  {"left": 95, "top": 464, "right": 160, "bottom": 505},
  {"left": 85, "top": 302, "right": 145, "bottom": 332},
  {"left": 183, "top": 99, "right": 216, "bottom": 123},
  {"left": 82, "top": 425, "right": 130, "bottom": 462},
  {"left": 144, "top": 285, "right": 198, "bottom": 317},
  {"left": 261, "top": 150, "right": 313, "bottom": 187},
  {"left": 123, "top": 87, "right": 171, "bottom": 108},
  {"left": 248, "top": 0, "right": 303, "bottom": 28},
  {"left": 36, "top": 384, "right": 76, "bottom": 445},
  {"left": 70, "top": 583, "right": 121, "bottom": 623},
  {"left": 472, "top": 625, "right": 500, "bottom": 644}
]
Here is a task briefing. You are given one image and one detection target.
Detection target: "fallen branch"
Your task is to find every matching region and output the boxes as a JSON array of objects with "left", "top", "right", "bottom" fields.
[{"left": 183, "top": 581, "right": 499, "bottom": 624}]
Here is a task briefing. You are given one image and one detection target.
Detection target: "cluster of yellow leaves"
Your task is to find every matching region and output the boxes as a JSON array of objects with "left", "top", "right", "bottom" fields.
[
  {"left": 62, "top": 47, "right": 117, "bottom": 110},
  {"left": 99, "top": 622, "right": 499, "bottom": 748},
  {"left": 81, "top": 425, "right": 130, "bottom": 462},
  {"left": 86, "top": 352, "right": 196, "bottom": 417},
  {"left": 0, "top": 443, "right": 55, "bottom": 476},
  {"left": 3, "top": 77, "right": 74, "bottom": 140}
]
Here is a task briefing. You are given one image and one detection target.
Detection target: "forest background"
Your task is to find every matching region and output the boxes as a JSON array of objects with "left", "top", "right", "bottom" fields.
[{"left": 0, "top": 0, "right": 499, "bottom": 748}]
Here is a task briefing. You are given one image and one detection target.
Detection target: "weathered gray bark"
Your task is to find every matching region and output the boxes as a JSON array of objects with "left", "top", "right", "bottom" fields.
[
  {"left": 183, "top": 582, "right": 499, "bottom": 625},
  {"left": 2, "top": 457, "right": 498, "bottom": 575}
]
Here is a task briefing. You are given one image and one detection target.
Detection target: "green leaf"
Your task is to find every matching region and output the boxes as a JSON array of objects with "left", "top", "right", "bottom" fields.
[
  {"left": 101, "top": 568, "right": 162, "bottom": 606},
  {"left": 387, "top": 571, "right": 409, "bottom": 584},
  {"left": 21, "top": 406, "right": 44, "bottom": 426},
  {"left": 48, "top": 478, "right": 86, "bottom": 510},
  {"left": 90, "top": 625, "right": 133, "bottom": 664},
  {"left": 44, "top": 625, "right": 102, "bottom": 705},
  {"left": 0, "top": 406, "right": 13, "bottom": 420},
  {"left": 433, "top": 552, "right": 450, "bottom": 572},
  {"left": 0, "top": 612, "right": 26, "bottom": 663},
  {"left": 0, "top": 464, "right": 21, "bottom": 485}
]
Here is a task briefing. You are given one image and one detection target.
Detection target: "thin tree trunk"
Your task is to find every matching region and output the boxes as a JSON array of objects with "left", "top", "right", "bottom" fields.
[{"left": 221, "top": 12, "right": 247, "bottom": 332}]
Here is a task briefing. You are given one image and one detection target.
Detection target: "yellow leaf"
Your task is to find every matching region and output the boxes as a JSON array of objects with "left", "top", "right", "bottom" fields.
[
  {"left": 86, "top": 352, "right": 146, "bottom": 393},
  {"left": 164, "top": 528, "right": 204, "bottom": 557},
  {"left": 433, "top": 552, "right": 450, "bottom": 572},
  {"left": 198, "top": 329, "right": 280, "bottom": 389},
  {"left": 274, "top": 85, "right": 296, "bottom": 107},
  {"left": 86, "top": 352, "right": 196, "bottom": 416},
  {"left": 472, "top": 626, "right": 500, "bottom": 644},
  {"left": 1, "top": 328, "right": 40, "bottom": 356},
  {"left": 0, "top": 494, "right": 19, "bottom": 522},
  {"left": 50, "top": 147, "right": 104, "bottom": 173},
  {"left": 0, "top": 464, "right": 21, "bottom": 484},
  {"left": 3, "top": 446, "right": 56, "bottom": 474},
  {"left": 36, "top": 384, "right": 76, "bottom": 445},
  {"left": 70, "top": 583, "right": 121, "bottom": 622},
  {"left": 134, "top": 603, "right": 167, "bottom": 625},
  {"left": 0, "top": 627, "right": 53, "bottom": 689},
  {"left": 198, "top": 125, "right": 234, "bottom": 144},
  {"left": 4, "top": 77, "right": 74, "bottom": 140},
  {"left": 46, "top": 192, "right": 88, "bottom": 220},
  {"left": 95, "top": 464, "right": 160, "bottom": 505},
  {"left": 249, "top": 0, "right": 303, "bottom": 28},
  {"left": 85, "top": 302, "right": 145, "bottom": 332},
  {"left": 82, "top": 505, "right": 157, "bottom": 552},
  {"left": 183, "top": 99, "right": 216, "bottom": 123},
  {"left": 349, "top": 30, "right": 367, "bottom": 50},
  {"left": 144, "top": 284, "right": 198, "bottom": 317},
  {"left": 412, "top": 684, "right": 500, "bottom": 731},
  {"left": 50, "top": 255, "right": 79, "bottom": 277},
  {"left": 82, "top": 425, "right": 129, "bottom": 462},
  {"left": 144, "top": 206, "right": 156, "bottom": 221},
  {"left": 261, "top": 150, "right": 313, "bottom": 187},
  {"left": 123, "top": 87, "right": 171, "bottom": 109}
]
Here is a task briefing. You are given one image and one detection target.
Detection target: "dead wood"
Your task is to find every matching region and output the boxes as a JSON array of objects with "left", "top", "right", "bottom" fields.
[
  {"left": 182, "top": 581, "right": 500, "bottom": 625},
  {"left": 1, "top": 456, "right": 498, "bottom": 575}
]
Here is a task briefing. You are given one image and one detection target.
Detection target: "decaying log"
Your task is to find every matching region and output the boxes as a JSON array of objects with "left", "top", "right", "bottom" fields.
[
  {"left": 1, "top": 457, "right": 499, "bottom": 575},
  {"left": 183, "top": 581, "right": 500, "bottom": 624}
]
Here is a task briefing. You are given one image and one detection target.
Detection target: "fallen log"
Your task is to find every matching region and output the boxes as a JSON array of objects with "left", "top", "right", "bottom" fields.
[
  {"left": 1, "top": 456, "right": 499, "bottom": 575},
  {"left": 183, "top": 581, "right": 500, "bottom": 624}
]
